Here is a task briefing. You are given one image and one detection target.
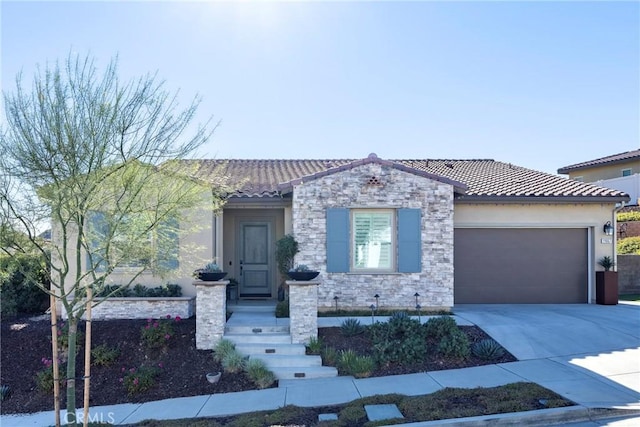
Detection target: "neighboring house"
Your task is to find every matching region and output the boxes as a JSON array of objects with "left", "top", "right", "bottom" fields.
[
  {"left": 75, "top": 153, "right": 629, "bottom": 308},
  {"left": 558, "top": 150, "right": 640, "bottom": 206}
]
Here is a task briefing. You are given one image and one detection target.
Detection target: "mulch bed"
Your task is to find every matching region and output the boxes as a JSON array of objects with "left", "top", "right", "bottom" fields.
[{"left": 1, "top": 314, "right": 516, "bottom": 415}]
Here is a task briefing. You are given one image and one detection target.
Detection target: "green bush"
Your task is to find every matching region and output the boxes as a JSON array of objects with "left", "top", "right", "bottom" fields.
[
  {"left": 245, "top": 358, "right": 276, "bottom": 389},
  {"left": 140, "top": 316, "right": 177, "bottom": 349},
  {"left": 425, "top": 316, "right": 457, "bottom": 340},
  {"left": 618, "top": 237, "right": 640, "bottom": 255},
  {"left": 96, "top": 283, "right": 182, "bottom": 298},
  {"left": 265, "top": 405, "right": 309, "bottom": 426},
  {"left": 36, "top": 358, "right": 64, "bottom": 392},
  {"left": 306, "top": 336, "right": 324, "bottom": 355},
  {"left": 471, "top": 339, "right": 505, "bottom": 360},
  {"left": 91, "top": 344, "right": 120, "bottom": 366},
  {"left": 338, "top": 350, "right": 376, "bottom": 378},
  {"left": 618, "top": 211, "right": 640, "bottom": 222},
  {"left": 370, "top": 311, "right": 427, "bottom": 365},
  {"left": 340, "top": 318, "right": 364, "bottom": 336},
  {"left": 213, "top": 339, "right": 236, "bottom": 363},
  {"left": 275, "top": 298, "right": 289, "bottom": 318},
  {"left": 321, "top": 346, "right": 338, "bottom": 366},
  {"left": 222, "top": 350, "right": 245, "bottom": 374},
  {"left": 0, "top": 385, "right": 10, "bottom": 402},
  {"left": 437, "top": 329, "right": 470, "bottom": 359},
  {"left": 338, "top": 405, "right": 367, "bottom": 425},
  {"left": 120, "top": 365, "right": 161, "bottom": 395},
  {"left": 0, "top": 253, "right": 49, "bottom": 317}
]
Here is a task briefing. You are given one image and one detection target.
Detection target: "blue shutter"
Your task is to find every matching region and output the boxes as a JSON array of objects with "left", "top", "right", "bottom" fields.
[
  {"left": 87, "top": 211, "right": 108, "bottom": 272},
  {"left": 158, "top": 216, "right": 179, "bottom": 270},
  {"left": 326, "top": 208, "right": 349, "bottom": 273},
  {"left": 397, "top": 208, "right": 421, "bottom": 273}
]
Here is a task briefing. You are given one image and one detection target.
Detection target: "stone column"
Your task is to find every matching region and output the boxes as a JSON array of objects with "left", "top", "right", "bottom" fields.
[
  {"left": 194, "top": 280, "right": 228, "bottom": 350},
  {"left": 287, "top": 280, "right": 319, "bottom": 344}
]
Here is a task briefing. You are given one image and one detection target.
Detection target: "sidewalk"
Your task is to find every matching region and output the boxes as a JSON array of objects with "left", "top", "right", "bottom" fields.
[{"left": 3, "top": 310, "right": 639, "bottom": 426}]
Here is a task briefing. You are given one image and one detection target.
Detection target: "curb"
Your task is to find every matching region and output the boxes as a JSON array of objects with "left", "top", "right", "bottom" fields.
[{"left": 382, "top": 406, "right": 640, "bottom": 427}]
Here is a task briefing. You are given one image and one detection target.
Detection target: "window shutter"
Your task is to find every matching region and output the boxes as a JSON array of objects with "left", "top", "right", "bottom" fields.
[
  {"left": 87, "top": 211, "right": 108, "bottom": 272},
  {"left": 397, "top": 208, "right": 421, "bottom": 273},
  {"left": 157, "top": 216, "right": 179, "bottom": 270},
  {"left": 326, "top": 208, "right": 349, "bottom": 273}
]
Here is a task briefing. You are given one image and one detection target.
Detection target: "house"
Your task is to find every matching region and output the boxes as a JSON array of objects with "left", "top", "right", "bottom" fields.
[
  {"left": 558, "top": 150, "right": 640, "bottom": 206},
  {"left": 90, "top": 153, "right": 629, "bottom": 308}
]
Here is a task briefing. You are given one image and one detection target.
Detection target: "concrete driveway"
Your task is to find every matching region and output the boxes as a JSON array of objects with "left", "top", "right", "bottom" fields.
[{"left": 454, "top": 303, "right": 640, "bottom": 409}]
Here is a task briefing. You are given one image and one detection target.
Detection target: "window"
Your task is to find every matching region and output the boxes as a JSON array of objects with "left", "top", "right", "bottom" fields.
[
  {"left": 352, "top": 210, "right": 394, "bottom": 271},
  {"left": 326, "top": 208, "right": 421, "bottom": 273},
  {"left": 87, "top": 211, "right": 179, "bottom": 272},
  {"left": 622, "top": 168, "right": 632, "bottom": 177}
]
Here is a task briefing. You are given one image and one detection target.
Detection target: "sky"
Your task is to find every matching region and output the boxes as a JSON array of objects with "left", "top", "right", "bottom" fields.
[{"left": 1, "top": 0, "right": 639, "bottom": 175}]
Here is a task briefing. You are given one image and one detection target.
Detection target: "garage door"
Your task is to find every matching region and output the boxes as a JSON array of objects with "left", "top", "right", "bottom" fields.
[{"left": 454, "top": 228, "right": 588, "bottom": 303}]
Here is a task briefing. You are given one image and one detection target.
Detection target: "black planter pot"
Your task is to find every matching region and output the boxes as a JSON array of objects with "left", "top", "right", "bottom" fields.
[
  {"left": 196, "top": 271, "right": 228, "bottom": 281},
  {"left": 287, "top": 271, "right": 320, "bottom": 281}
]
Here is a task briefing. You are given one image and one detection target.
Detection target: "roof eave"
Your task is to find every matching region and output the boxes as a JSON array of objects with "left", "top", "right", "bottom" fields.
[{"left": 455, "top": 194, "right": 631, "bottom": 204}]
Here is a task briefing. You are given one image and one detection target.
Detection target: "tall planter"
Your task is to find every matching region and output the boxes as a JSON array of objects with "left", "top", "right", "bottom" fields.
[{"left": 596, "top": 271, "right": 618, "bottom": 305}]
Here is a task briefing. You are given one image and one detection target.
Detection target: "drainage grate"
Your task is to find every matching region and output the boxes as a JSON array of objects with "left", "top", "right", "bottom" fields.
[
  {"left": 294, "top": 372, "right": 306, "bottom": 378},
  {"left": 265, "top": 349, "right": 275, "bottom": 354},
  {"left": 252, "top": 328, "right": 263, "bottom": 333}
]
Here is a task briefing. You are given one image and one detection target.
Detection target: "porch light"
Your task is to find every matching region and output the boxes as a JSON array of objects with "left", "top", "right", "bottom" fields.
[{"left": 603, "top": 221, "right": 614, "bottom": 236}]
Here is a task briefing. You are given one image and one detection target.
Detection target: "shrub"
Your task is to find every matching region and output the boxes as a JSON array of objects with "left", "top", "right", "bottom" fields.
[
  {"left": 306, "top": 336, "right": 324, "bottom": 355},
  {"left": 96, "top": 283, "right": 182, "bottom": 298},
  {"left": 55, "top": 320, "right": 84, "bottom": 353},
  {"left": 340, "top": 318, "right": 364, "bottom": 337},
  {"left": 120, "top": 365, "right": 161, "bottom": 395},
  {"left": 338, "top": 405, "right": 367, "bottom": 425},
  {"left": 91, "top": 344, "right": 120, "bottom": 366},
  {"left": 140, "top": 315, "right": 177, "bottom": 349},
  {"left": 0, "top": 253, "right": 49, "bottom": 317},
  {"left": 618, "top": 211, "right": 640, "bottom": 222},
  {"left": 321, "top": 346, "right": 338, "bottom": 366},
  {"left": 222, "top": 350, "right": 245, "bottom": 374},
  {"left": 213, "top": 339, "right": 236, "bottom": 363},
  {"left": 338, "top": 350, "right": 376, "bottom": 378},
  {"left": 425, "top": 316, "right": 458, "bottom": 340},
  {"left": 245, "top": 359, "right": 276, "bottom": 389},
  {"left": 618, "top": 237, "right": 640, "bottom": 255},
  {"left": 275, "top": 298, "right": 289, "bottom": 318},
  {"left": 36, "top": 357, "right": 64, "bottom": 392},
  {"left": 437, "top": 329, "right": 470, "bottom": 359},
  {"left": 370, "top": 311, "right": 427, "bottom": 365},
  {"left": 472, "top": 339, "right": 505, "bottom": 360}
]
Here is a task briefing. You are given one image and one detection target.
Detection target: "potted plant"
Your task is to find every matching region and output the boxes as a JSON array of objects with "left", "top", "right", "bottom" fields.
[
  {"left": 194, "top": 262, "right": 227, "bottom": 282},
  {"left": 287, "top": 264, "right": 320, "bottom": 281},
  {"left": 596, "top": 256, "right": 618, "bottom": 305},
  {"left": 275, "top": 234, "right": 299, "bottom": 300}
]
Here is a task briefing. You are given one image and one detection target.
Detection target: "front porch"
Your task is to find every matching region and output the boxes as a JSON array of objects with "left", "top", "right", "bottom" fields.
[{"left": 196, "top": 279, "right": 337, "bottom": 380}]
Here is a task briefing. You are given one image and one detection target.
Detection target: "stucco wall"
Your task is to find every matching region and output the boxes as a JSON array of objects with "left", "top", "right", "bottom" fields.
[
  {"left": 291, "top": 163, "right": 455, "bottom": 310},
  {"left": 455, "top": 202, "right": 620, "bottom": 302}
]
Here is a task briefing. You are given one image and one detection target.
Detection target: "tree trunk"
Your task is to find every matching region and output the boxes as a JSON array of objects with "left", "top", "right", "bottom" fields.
[{"left": 66, "top": 317, "right": 78, "bottom": 426}]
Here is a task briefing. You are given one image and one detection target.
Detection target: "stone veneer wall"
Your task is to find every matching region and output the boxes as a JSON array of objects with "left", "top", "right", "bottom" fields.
[
  {"left": 618, "top": 255, "right": 640, "bottom": 295},
  {"left": 291, "top": 163, "right": 455, "bottom": 310},
  {"left": 194, "top": 280, "right": 228, "bottom": 350},
  {"left": 288, "top": 280, "right": 319, "bottom": 344},
  {"left": 64, "top": 297, "right": 195, "bottom": 320}
]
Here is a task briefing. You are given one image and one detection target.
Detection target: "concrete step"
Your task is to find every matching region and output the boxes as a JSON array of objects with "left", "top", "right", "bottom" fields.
[
  {"left": 228, "top": 304, "right": 276, "bottom": 313},
  {"left": 248, "top": 354, "right": 323, "bottom": 368},
  {"left": 224, "top": 333, "right": 291, "bottom": 345},
  {"left": 235, "top": 343, "right": 307, "bottom": 356},
  {"left": 225, "top": 325, "right": 289, "bottom": 334},
  {"left": 270, "top": 366, "right": 339, "bottom": 380}
]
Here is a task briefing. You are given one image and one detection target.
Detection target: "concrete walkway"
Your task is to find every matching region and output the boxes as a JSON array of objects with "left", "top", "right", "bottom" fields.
[{"left": 3, "top": 304, "right": 639, "bottom": 426}]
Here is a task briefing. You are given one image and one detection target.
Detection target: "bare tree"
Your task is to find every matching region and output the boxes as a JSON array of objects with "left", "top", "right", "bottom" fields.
[{"left": 0, "top": 53, "right": 223, "bottom": 425}]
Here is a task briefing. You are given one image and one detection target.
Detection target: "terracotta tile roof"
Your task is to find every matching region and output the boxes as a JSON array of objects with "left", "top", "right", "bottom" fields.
[
  {"left": 182, "top": 155, "right": 629, "bottom": 202},
  {"left": 557, "top": 150, "right": 640, "bottom": 174}
]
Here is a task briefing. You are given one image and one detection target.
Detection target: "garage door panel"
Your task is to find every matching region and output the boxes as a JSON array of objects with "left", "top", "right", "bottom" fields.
[{"left": 454, "top": 228, "right": 588, "bottom": 304}]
